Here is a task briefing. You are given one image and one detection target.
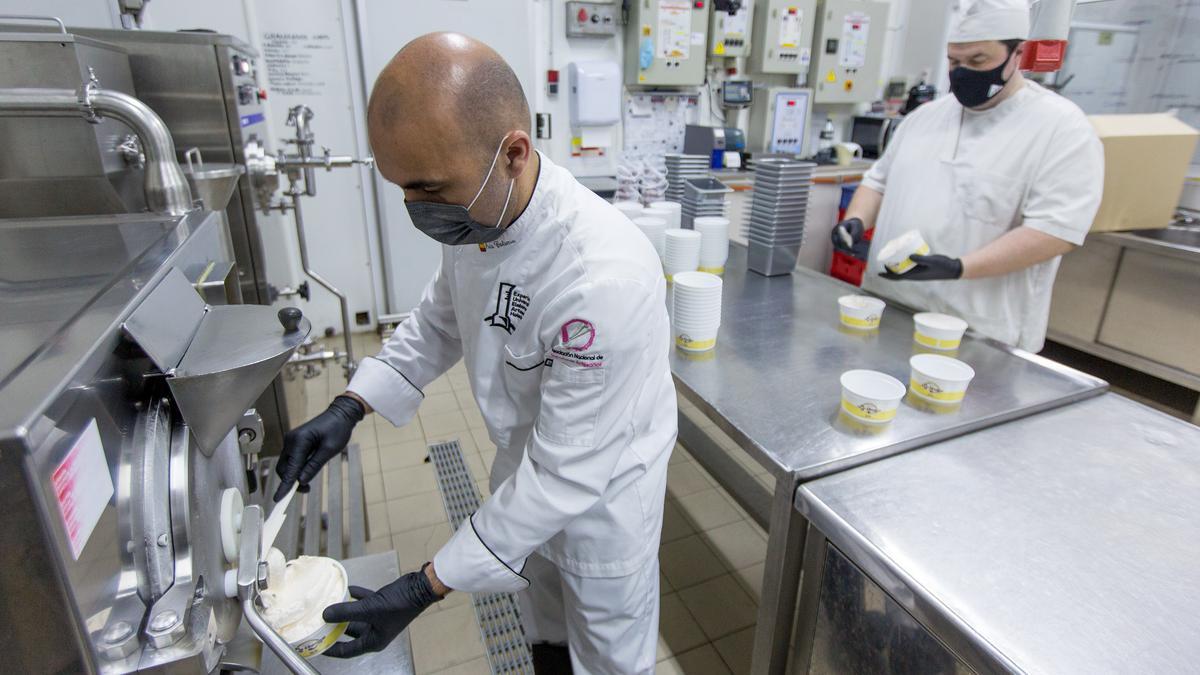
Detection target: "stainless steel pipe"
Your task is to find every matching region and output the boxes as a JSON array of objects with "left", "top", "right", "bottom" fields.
[
  {"left": 289, "top": 187, "right": 357, "bottom": 378},
  {"left": 0, "top": 84, "right": 194, "bottom": 215}
]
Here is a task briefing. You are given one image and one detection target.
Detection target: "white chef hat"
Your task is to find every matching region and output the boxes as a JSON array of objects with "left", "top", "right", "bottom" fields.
[{"left": 948, "top": 0, "right": 1030, "bottom": 42}]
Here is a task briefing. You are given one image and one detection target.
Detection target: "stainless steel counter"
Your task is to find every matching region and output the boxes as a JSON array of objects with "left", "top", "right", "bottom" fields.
[
  {"left": 792, "top": 393, "right": 1200, "bottom": 674},
  {"left": 670, "top": 244, "right": 1107, "bottom": 674},
  {"left": 261, "top": 551, "right": 415, "bottom": 675},
  {"left": 672, "top": 244, "right": 1105, "bottom": 481},
  {"left": 1099, "top": 225, "right": 1200, "bottom": 262}
]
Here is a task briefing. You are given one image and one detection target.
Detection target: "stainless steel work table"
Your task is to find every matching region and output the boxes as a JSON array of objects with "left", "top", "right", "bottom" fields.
[
  {"left": 791, "top": 393, "right": 1200, "bottom": 673},
  {"left": 669, "top": 244, "right": 1108, "bottom": 674}
]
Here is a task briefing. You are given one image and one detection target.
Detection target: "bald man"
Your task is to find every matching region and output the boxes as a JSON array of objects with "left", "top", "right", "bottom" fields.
[{"left": 274, "top": 33, "right": 675, "bottom": 673}]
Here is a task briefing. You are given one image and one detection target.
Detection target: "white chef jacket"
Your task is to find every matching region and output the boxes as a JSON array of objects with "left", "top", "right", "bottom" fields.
[
  {"left": 861, "top": 81, "right": 1104, "bottom": 352},
  {"left": 348, "top": 152, "right": 677, "bottom": 593}
]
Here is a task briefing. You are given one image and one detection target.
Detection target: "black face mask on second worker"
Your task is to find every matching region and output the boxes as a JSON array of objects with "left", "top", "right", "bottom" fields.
[{"left": 949, "top": 45, "right": 1017, "bottom": 109}]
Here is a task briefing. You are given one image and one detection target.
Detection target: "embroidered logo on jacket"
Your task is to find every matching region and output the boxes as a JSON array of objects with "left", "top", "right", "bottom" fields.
[
  {"left": 485, "top": 282, "right": 530, "bottom": 334},
  {"left": 551, "top": 318, "right": 605, "bottom": 368}
]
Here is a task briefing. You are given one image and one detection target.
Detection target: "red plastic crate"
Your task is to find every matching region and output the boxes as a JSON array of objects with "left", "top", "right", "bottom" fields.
[{"left": 829, "top": 228, "right": 874, "bottom": 286}]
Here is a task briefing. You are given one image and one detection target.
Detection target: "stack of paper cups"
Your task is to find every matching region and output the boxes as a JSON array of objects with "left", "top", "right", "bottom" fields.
[
  {"left": 664, "top": 229, "right": 702, "bottom": 281},
  {"left": 648, "top": 201, "right": 682, "bottom": 229},
  {"left": 692, "top": 216, "right": 730, "bottom": 275},
  {"left": 633, "top": 216, "right": 669, "bottom": 260},
  {"left": 613, "top": 201, "right": 644, "bottom": 222},
  {"left": 672, "top": 271, "right": 722, "bottom": 352}
]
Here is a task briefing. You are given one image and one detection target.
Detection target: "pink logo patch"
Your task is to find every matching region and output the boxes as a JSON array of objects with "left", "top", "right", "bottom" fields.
[{"left": 560, "top": 318, "right": 596, "bottom": 351}]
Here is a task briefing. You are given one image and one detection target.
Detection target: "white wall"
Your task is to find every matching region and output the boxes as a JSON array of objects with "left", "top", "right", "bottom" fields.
[
  {"left": 4, "top": 0, "right": 941, "bottom": 333},
  {"left": 143, "top": 0, "right": 381, "bottom": 337}
]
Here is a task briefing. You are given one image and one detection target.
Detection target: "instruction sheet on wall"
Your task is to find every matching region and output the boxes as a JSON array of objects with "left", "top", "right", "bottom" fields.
[
  {"left": 261, "top": 31, "right": 336, "bottom": 96},
  {"left": 622, "top": 92, "right": 700, "bottom": 163},
  {"left": 658, "top": 1, "right": 693, "bottom": 58},
  {"left": 839, "top": 13, "right": 870, "bottom": 68}
]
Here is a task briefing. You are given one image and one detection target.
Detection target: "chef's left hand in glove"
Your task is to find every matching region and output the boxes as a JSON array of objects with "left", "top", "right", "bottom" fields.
[
  {"left": 879, "top": 254, "right": 963, "bottom": 281},
  {"left": 322, "top": 564, "right": 444, "bottom": 658}
]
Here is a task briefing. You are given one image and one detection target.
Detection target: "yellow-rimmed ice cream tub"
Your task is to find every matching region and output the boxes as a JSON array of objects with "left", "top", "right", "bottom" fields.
[
  {"left": 838, "top": 295, "right": 886, "bottom": 331},
  {"left": 913, "top": 312, "right": 968, "bottom": 351},
  {"left": 839, "top": 370, "right": 906, "bottom": 425},
  {"left": 879, "top": 230, "right": 930, "bottom": 275},
  {"left": 261, "top": 555, "right": 350, "bottom": 659},
  {"left": 909, "top": 354, "right": 975, "bottom": 404}
]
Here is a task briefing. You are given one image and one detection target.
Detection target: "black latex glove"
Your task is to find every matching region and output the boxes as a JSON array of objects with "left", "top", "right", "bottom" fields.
[
  {"left": 322, "top": 567, "right": 441, "bottom": 658},
  {"left": 274, "top": 395, "right": 364, "bottom": 501},
  {"left": 879, "top": 254, "right": 963, "bottom": 281},
  {"left": 830, "top": 217, "right": 865, "bottom": 253}
]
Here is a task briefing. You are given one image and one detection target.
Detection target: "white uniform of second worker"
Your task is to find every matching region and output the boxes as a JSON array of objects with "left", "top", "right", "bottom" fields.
[
  {"left": 862, "top": 0, "right": 1105, "bottom": 352},
  {"left": 348, "top": 152, "right": 676, "bottom": 673}
]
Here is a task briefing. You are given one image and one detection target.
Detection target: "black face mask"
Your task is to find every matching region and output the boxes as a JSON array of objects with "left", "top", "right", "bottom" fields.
[
  {"left": 405, "top": 136, "right": 514, "bottom": 246},
  {"left": 949, "top": 49, "right": 1015, "bottom": 109}
]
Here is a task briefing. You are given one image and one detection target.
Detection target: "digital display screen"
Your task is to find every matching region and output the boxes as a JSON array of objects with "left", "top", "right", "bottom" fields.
[{"left": 722, "top": 80, "right": 753, "bottom": 105}]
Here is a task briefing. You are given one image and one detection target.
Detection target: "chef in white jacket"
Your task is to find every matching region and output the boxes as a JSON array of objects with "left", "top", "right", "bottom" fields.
[
  {"left": 272, "top": 34, "right": 676, "bottom": 674},
  {"left": 831, "top": 0, "right": 1104, "bottom": 352}
]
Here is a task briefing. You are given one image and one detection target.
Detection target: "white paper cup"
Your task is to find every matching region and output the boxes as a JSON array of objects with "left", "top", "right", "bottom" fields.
[
  {"left": 693, "top": 217, "right": 730, "bottom": 274},
  {"left": 837, "top": 295, "right": 886, "bottom": 331},
  {"left": 909, "top": 354, "right": 976, "bottom": 404},
  {"left": 648, "top": 201, "right": 682, "bottom": 229},
  {"left": 913, "top": 312, "right": 968, "bottom": 351},
  {"left": 674, "top": 325, "right": 719, "bottom": 351},
  {"left": 839, "top": 370, "right": 906, "bottom": 425},
  {"left": 664, "top": 230, "right": 702, "bottom": 280},
  {"left": 633, "top": 216, "right": 669, "bottom": 259},
  {"left": 672, "top": 271, "right": 721, "bottom": 350},
  {"left": 613, "top": 201, "right": 644, "bottom": 221},
  {"left": 879, "top": 230, "right": 931, "bottom": 275}
]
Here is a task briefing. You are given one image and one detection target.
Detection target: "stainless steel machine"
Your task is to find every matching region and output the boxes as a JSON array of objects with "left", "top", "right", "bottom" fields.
[
  {"left": 69, "top": 28, "right": 372, "bottom": 382},
  {"left": 0, "top": 20, "right": 380, "bottom": 454},
  {"left": 0, "top": 26, "right": 385, "bottom": 672},
  {"left": 0, "top": 207, "right": 313, "bottom": 672}
]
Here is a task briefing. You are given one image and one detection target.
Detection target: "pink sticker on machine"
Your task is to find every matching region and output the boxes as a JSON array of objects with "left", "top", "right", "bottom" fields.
[{"left": 51, "top": 419, "right": 113, "bottom": 560}]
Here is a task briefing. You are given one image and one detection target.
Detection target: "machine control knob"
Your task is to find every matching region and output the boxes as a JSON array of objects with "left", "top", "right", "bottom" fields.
[{"left": 278, "top": 307, "right": 304, "bottom": 333}]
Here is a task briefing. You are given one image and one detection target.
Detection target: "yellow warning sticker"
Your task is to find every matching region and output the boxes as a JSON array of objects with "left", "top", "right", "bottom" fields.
[
  {"left": 714, "top": 41, "right": 725, "bottom": 55},
  {"left": 826, "top": 70, "right": 837, "bottom": 82},
  {"left": 639, "top": 74, "right": 647, "bottom": 82},
  {"left": 642, "top": 24, "right": 651, "bottom": 37}
]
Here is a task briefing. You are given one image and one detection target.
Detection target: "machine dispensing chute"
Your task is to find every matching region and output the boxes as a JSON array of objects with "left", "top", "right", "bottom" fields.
[{"left": 123, "top": 269, "right": 312, "bottom": 455}]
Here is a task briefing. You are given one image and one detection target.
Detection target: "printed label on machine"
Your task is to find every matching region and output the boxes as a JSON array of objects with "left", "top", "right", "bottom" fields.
[
  {"left": 779, "top": 8, "right": 803, "bottom": 48},
  {"left": 839, "top": 13, "right": 870, "bottom": 68},
  {"left": 722, "top": 9, "right": 749, "bottom": 39},
  {"left": 657, "top": 1, "right": 693, "bottom": 58},
  {"left": 52, "top": 419, "right": 113, "bottom": 560}
]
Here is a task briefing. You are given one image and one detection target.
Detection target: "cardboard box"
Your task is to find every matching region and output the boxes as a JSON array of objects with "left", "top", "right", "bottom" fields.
[{"left": 1087, "top": 113, "right": 1199, "bottom": 232}]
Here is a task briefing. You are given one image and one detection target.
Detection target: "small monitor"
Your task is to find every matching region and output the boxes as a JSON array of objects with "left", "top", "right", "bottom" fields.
[{"left": 721, "top": 80, "right": 753, "bottom": 107}]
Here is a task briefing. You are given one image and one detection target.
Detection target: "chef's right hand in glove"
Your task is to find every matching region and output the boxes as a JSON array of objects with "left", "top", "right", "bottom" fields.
[
  {"left": 274, "top": 394, "right": 365, "bottom": 501},
  {"left": 830, "top": 217, "right": 870, "bottom": 258},
  {"left": 322, "top": 565, "right": 443, "bottom": 658}
]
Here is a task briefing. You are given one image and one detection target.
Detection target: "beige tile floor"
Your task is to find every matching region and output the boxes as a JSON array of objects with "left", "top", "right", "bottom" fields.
[{"left": 305, "top": 332, "right": 771, "bottom": 674}]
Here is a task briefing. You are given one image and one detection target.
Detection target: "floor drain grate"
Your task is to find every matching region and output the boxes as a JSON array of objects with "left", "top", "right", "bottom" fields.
[{"left": 428, "top": 440, "right": 535, "bottom": 675}]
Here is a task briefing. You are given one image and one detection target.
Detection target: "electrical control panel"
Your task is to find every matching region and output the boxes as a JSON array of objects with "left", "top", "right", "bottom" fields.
[
  {"left": 566, "top": 2, "right": 619, "bottom": 37},
  {"left": 748, "top": 87, "right": 814, "bottom": 156},
  {"left": 709, "top": 3, "right": 754, "bottom": 58},
  {"left": 625, "top": 0, "right": 710, "bottom": 86},
  {"left": 811, "top": 0, "right": 889, "bottom": 103},
  {"left": 750, "top": 0, "right": 818, "bottom": 77}
]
